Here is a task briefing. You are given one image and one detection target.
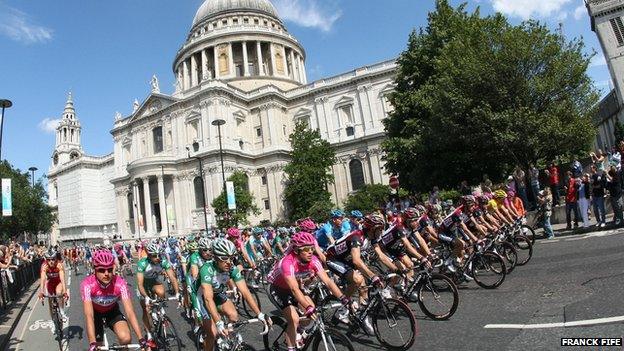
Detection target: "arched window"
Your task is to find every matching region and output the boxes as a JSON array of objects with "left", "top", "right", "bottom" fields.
[
  {"left": 194, "top": 177, "right": 205, "bottom": 209},
  {"left": 152, "top": 126, "right": 163, "bottom": 153},
  {"left": 349, "top": 159, "right": 365, "bottom": 191},
  {"left": 127, "top": 193, "right": 134, "bottom": 220}
]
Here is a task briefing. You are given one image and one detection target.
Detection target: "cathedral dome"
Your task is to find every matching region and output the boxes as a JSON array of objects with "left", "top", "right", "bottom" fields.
[{"left": 193, "top": 0, "right": 279, "bottom": 26}]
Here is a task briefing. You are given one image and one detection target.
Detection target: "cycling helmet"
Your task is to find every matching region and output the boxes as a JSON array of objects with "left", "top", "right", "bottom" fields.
[
  {"left": 297, "top": 218, "right": 317, "bottom": 232},
  {"left": 477, "top": 195, "right": 490, "bottom": 205},
  {"left": 252, "top": 227, "right": 264, "bottom": 236},
  {"left": 507, "top": 190, "right": 516, "bottom": 198},
  {"left": 113, "top": 243, "right": 122, "bottom": 251},
  {"left": 494, "top": 190, "right": 507, "bottom": 199},
  {"left": 350, "top": 210, "right": 363, "bottom": 219},
  {"left": 92, "top": 250, "right": 115, "bottom": 268},
  {"left": 290, "top": 232, "right": 317, "bottom": 248},
  {"left": 186, "top": 241, "right": 199, "bottom": 252},
  {"left": 146, "top": 242, "right": 160, "bottom": 255},
  {"left": 212, "top": 238, "right": 237, "bottom": 257},
  {"left": 330, "top": 209, "right": 345, "bottom": 219},
  {"left": 461, "top": 195, "right": 476, "bottom": 205},
  {"left": 363, "top": 213, "right": 385, "bottom": 228},
  {"left": 226, "top": 227, "right": 240, "bottom": 239},
  {"left": 44, "top": 249, "right": 57, "bottom": 260},
  {"left": 198, "top": 237, "right": 212, "bottom": 251},
  {"left": 414, "top": 204, "right": 427, "bottom": 214},
  {"left": 403, "top": 207, "right": 421, "bottom": 220},
  {"left": 277, "top": 227, "right": 288, "bottom": 235},
  {"left": 168, "top": 238, "right": 178, "bottom": 246}
]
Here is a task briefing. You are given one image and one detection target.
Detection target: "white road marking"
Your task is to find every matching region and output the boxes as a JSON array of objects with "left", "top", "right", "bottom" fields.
[
  {"left": 67, "top": 275, "right": 71, "bottom": 287},
  {"left": 484, "top": 315, "right": 624, "bottom": 329},
  {"left": 18, "top": 293, "right": 41, "bottom": 344}
]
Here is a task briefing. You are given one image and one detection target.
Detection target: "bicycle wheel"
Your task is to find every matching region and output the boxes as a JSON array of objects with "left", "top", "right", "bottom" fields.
[
  {"left": 157, "top": 316, "right": 182, "bottom": 351},
  {"left": 263, "top": 316, "right": 289, "bottom": 351},
  {"left": 512, "top": 234, "right": 533, "bottom": 266},
  {"left": 494, "top": 242, "right": 517, "bottom": 274},
  {"left": 240, "top": 287, "right": 262, "bottom": 318},
  {"left": 53, "top": 308, "right": 64, "bottom": 351},
  {"left": 471, "top": 252, "right": 506, "bottom": 289},
  {"left": 371, "top": 297, "right": 417, "bottom": 351},
  {"left": 417, "top": 273, "right": 459, "bottom": 320},
  {"left": 311, "top": 328, "right": 354, "bottom": 351},
  {"left": 521, "top": 224, "right": 536, "bottom": 245}
]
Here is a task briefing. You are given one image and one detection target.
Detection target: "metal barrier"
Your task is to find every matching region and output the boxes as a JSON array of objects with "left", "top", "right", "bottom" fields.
[{"left": 0, "top": 258, "right": 41, "bottom": 310}]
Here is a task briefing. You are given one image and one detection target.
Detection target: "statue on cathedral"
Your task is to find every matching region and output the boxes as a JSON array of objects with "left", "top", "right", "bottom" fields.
[
  {"left": 114, "top": 111, "right": 122, "bottom": 121},
  {"left": 133, "top": 99, "right": 140, "bottom": 113},
  {"left": 151, "top": 75, "right": 160, "bottom": 93}
]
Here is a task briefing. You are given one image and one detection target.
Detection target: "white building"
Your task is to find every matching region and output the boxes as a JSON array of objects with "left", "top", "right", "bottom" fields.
[{"left": 49, "top": 0, "right": 395, "bottom": 241}]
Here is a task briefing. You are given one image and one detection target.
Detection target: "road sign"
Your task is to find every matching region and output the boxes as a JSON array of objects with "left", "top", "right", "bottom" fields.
[{"left": 226, "top": 181, "right": 236, "bottom": 210}]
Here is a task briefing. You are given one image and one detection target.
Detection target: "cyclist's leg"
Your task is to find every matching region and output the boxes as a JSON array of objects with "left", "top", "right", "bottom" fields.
[
  {"left": 54, "top": 281, "right": 65, "bottom": 312},
  {"left": 219, "top": 299, "right": 238, "bottom": 322},
  {"left": 109, "top": 310, "right": 131, "bottom": 345},
  {"left": 344, "top": 269, "right": 363, "bottom": 299},
  {"left": 152, "top": 283, "right": 165, "bottom": 299}
]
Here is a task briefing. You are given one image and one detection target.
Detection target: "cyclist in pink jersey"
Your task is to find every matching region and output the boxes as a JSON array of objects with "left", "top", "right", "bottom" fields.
[
  {"left": 81, "top": 249, "right": 150, "bottom": 351},
  {"left": 267, "top": 232, "right": 349, "bottom": 351}
]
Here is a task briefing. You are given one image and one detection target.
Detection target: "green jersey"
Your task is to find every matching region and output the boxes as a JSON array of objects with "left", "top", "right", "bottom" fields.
[
  {"left": 199, "top": 261, "right": 243, "bottom": 295},
  {"left": 187, "top": 251, "right": 205, "bottom": 272},
  {"left": 136, "top": 257, "right": 172, "bottom": 282}
]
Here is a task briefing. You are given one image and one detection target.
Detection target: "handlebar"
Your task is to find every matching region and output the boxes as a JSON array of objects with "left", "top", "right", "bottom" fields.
[{"left": 229, "top": 318, "right": 270, "bottom": 335}]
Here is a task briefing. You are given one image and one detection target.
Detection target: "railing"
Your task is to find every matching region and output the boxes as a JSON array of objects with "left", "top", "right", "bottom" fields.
[{"left": 0, "top": 258, "right": 42, "bottom": 310}]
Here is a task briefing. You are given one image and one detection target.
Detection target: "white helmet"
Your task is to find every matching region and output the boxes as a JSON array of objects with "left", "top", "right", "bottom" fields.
[
  {"left": 198, "top": 237, "right": 213, "bottom": 251},
  {"left": 212, "top": 238, "right": 237, "bottom": 257}
]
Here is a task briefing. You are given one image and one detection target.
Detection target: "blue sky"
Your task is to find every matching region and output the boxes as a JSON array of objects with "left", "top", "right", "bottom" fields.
[{"left": 0, "top": 0, "right": 611, "bottom": 183}]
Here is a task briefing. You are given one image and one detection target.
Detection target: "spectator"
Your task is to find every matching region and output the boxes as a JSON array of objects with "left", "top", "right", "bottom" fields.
[
  {"left": 529, "top": 164, "right": 540, "bottom": 209},
  {"left": 429, "top": 186, "right": 440, "bottom": 205},
  {"left": 609, "top": 147, "right": 621, "bottom": 171},
  {"left": 591, "top": 149, "right": 606, "bottom": 174},
  {"left": 538, "top": 188, "right": 555, "bottom": 239},
  {"left": 572, "top": 158, "right": 583, "bottom": 178},
  {"left": 481, "top": 174, "right": 493, "bottom": 193},
  {"left": 577, "top": 174, "right": 591, "bottom": 228},
  {"left": 547, "top": 162, "right": 560, "bottom": 206},
  {"left": 590, "top": 164, "right": 607, "bottom": 227},
  {"left": 460, "top": 180, "right": 472, "bottom": 196},
  {"left": 564, "top": 171, "right": 579, "bottom": 230},
  {"left": 506, "top": 175, "right": 516, "bottom": 193},
  {"left": 606, "top": 166, "right": 623, "bottom": 226},
  {"left": 513, "top": 166, "right": 529, "bottom": 210}
]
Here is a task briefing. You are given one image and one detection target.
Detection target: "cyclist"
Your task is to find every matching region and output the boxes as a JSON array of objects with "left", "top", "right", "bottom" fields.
[
  {"left": 198, "top": 239, "right": 271, "bottom": 350},
  {"left": 348, "top": 210, "right": 364, "bottom": 231},
  {"left": 402, "top": 207, "right": 436, "bottom": 257},
  {"left": 245, "top": 227, "right": 273, "bottom": 266},
  {"left": 81, "top": 250, "right": 151, "bottom": 351},
  {"left": 136, "top": 241, "right": 180, "bottom": 340},
  {"left": 187, "top": 237, "right": 213, "bottom": 322},
  {"left": 315, "top": 209, "right": 352, "bottom": 250},
  {"left": 272, "top": 228, "right": 289, "bottom": 256},
  {"left": 267, "top": 232, "right": 350, "bottom": 351},
  {"left": 39, "top": 250, "right": 68, "bottom": 322}
]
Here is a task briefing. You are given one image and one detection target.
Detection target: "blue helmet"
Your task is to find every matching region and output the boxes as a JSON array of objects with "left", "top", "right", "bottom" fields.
[
  {"left": 252, "top": 227, "right": 264, "bottom": 236},
  {"left": 330, "top": 209, "right": 345, "bottom": 219},
  {"left": 350, "top": 210, "right": 363, "bottom": 219},
  {"left": 168, "top": 238, "right": 178, "bottom": 246}
]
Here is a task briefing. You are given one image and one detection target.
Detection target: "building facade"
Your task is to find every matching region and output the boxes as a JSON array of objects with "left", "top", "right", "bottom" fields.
[{"left": 49, "top": 0, "right": 395, "bottom": 241}]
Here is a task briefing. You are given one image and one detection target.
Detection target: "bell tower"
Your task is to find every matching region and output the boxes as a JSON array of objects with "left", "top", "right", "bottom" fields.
[{"left": 52, "top": 92, "right": 83, "bottom": 167}]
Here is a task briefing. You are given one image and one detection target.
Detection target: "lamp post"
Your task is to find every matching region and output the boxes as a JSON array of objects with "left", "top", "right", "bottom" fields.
[
  {"left": 187, "top": 142, "right": 209, "bottom": 232},
  {"left": 28, "top": 167, "right": 38, "bottom": 187},
  {"left": 0, "top": 99, "right": 12, "bottom": 163},
  {"left": 211, "top": 119, "right": 226, "bottom": 192}
]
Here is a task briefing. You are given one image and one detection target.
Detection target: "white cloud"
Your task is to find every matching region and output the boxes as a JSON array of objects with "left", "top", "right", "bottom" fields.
[
  {"left": 38, "top": 118, "right": 60, "bottom": 134},
  {"left": 272, "top": 0, "right": 342, "bottom": 32},
  {"left": 590, "top": 54, "right": 607, "bottom": 67},
  {"left": 490, "top": 0, "right": 572, "bottom": 20},
  {"left": 0, "top": 3, "right": 53, "bottom": 44},
  {"left": 573, "top": 5, "right": 586, "bottom": 20}
]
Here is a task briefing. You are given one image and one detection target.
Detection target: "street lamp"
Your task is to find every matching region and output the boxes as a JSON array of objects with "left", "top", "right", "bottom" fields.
[
  {"left": 28, "top": 166, "right": 38, "bottom": 187},
  {"left": 0, "top": 99, "right": 12, "bottom": 163},
  {"left": 211, "top": 119, "right": 226, "bottom": 192},
  {"left": 187, "top": 142, "right": 209, "bottom": 232}
]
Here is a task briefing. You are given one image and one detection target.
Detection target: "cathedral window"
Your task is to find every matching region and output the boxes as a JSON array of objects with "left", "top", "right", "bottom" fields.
[
  {"left": 349, "top": 159, "right": 365, "bottom": 190},
  {"left": 610, "top": 17, "right": 624, "bottom": 46},
  {"left": 194, "top": 177, "right": 205, "bottom": 209},
  {"left": 256, "top": 127, "right": 262, "bottom": 137},
  {"left": 261, "top": 175, "right": 267, "bottom": 185},
  {"left": 233, "top": 18, "right": 239, "bottom": 25},
  {"left": 346, "top": 126, "right": 355, "bottom": 137},
  {"left": 53, "top": 153, "right": 59, "bottom": 166},
  {"left": 152, "top": 126, "right": 163, "bottom": 154},
  {"left": 264, "top": 199, "right": 270, "bottom": 210}
]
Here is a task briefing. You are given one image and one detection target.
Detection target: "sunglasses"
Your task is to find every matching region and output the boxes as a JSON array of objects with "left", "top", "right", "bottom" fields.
[
  {"left": 298, "top": 246, "right": 314, "bottom": 253},
  {"left": 96, "top": 268, "right": 114, "bottom": 274},
  {"left": 215, "top": 256, "right": 233, "bottom": 263},
  {"left": 149, "top": 254, "right": 160, "bottom": 258}
]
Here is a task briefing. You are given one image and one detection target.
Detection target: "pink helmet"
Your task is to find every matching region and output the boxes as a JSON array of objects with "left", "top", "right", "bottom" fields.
[
  {"left": 226, "top": 227, "right": 240, "bottom": 239},
  {"left": 92, "top": 249, "right": 115, "bottom": 268},
  {"left": 297, "top": 218, "right": 317, "bottom": 232},
  {"left": 290, "top": 232, "right": 317, "bottom": 248}
]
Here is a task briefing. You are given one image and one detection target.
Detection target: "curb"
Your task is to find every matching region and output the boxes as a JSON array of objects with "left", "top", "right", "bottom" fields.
[{"left": 0, "top": 282, "right": 39, "bottom": 351}]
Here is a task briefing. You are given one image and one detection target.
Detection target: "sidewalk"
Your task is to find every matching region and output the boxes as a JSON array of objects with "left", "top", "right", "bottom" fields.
[
  {"left": 0, "top": 282, "right": 38, "bottom": 350},
  {"left": 533, "top": 212, "right": 620, "bottom": 239}
]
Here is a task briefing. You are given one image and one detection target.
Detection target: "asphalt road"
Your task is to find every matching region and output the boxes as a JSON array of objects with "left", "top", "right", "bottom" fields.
[{"left": 7, "top": 228, "right": 624, "bottom": 351}]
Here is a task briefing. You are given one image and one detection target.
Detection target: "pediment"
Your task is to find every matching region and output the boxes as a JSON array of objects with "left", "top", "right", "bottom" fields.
[
  {"left": 334, "top": 96, "right": 354, "bottom": 108},
  {"left": 233, "top": 110, "right": 246, "bottom": 123},
  {"left": 293, "top": 108, "right": 312, "bottom": 118},
  {"left": 130, "top": 93, "right": 177, "bottom": 122},
  {"left": 121, "top": 135, "right": 132, "bottom": 146},
  {"left": 379, "top": 83, "right": 396, "bottom": 95},
  {"left": 185, "top": 110, "right": 202, "bottom": 123}
]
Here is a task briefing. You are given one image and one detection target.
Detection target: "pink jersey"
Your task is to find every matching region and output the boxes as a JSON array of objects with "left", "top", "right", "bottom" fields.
[
  {"left": 80, "top": 275, "right": 130, "bottom": 313},
  {"left": 268, "top": 252, "right": 323, "bottom": 290}
]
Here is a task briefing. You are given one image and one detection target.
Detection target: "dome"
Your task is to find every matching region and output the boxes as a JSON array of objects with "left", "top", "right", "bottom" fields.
[{"left": 193, "top": 0, "right": 279, "bottom": 26}]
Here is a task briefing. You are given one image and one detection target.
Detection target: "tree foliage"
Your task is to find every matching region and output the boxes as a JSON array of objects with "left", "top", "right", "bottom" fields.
[
  {"left": 211, "top": 171, "right": 260, "bottom": 228},
  {"left": 0, "top": 161, "right": 55, "bottom": 239},
  {"left": 284, "top": 122, "right": 337, "bottom": 221},
  {"left": 615, "top": 120, "right": 624, "bottom": 145},
  {"left": 382, "top": 0, "right": 598, "bottom": 191},
  {"left": 344, "top": 184, "right": 391, "bottom": 213}
]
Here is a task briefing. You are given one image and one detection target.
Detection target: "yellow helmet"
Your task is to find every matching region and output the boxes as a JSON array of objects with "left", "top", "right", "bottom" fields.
[{"left": 494, "top": 190, "right": 507, "bottom": 199}]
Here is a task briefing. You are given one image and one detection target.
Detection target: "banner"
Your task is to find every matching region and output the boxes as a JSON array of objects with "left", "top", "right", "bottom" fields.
[
  {"left": 2, "top": 178, "right": 12, "bottom": 217},
  {"left": 226, "top": 181, "right": 236, "bottom": 210}
]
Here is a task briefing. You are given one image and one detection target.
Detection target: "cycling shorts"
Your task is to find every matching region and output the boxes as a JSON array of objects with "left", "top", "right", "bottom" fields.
[
  {"left": 326, "top": 260, "right": 354, "bottom": 278},
  {"left": 94, "top": 305, "right": 126, "bottom": 342},
  {"left": 385, "top": 246, "right": 406, "bottom": 261},
  {"left": 196, "top": 292, "right": 228, "bottom": 320},
  {"left": 269, "top": 285, "right": 297, "bottom": 310},
  {"left": 46, "top": 280, "right": 61, "bottom": 295}
]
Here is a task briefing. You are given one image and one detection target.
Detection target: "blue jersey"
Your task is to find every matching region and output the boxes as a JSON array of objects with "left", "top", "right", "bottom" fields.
[
  {"left": 166, "top": 246, "right": 181, "bottom": 265},
  {"left": 315, "top": 220, "right": 352, "bottom": 250}
]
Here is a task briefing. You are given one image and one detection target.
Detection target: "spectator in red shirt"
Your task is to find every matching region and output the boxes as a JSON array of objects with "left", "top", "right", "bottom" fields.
[
  {"left": 546, "top": 162, "right": 560, "bottom": 206},
  {"left": 564, "top": 171, "right": 579, "bottom": 230}
]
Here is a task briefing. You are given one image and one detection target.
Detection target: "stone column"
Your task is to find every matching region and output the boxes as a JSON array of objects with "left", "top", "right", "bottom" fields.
[
  {"left": 242, "top": 41, "right": 249, "bottom": 76},
  {"left": 269, "top": 44, "right": 277, "bottom": 76},
  {"left": 157, "top": 175, "right": 168, "bottom": 236},
  {"left": 281, "top": 45, "right": 288, "bottom": 78},
  {"left": 182, "top": 60, "right": 189, "bottom": 90},
  {"left": 213, "top": 46, "right": 220, "bottom": 79},
  {"left": 132, "top": 181, "right": 141, "bottom": 236},
  {"left": 289, "top": 50, "right": 296, "bottom": 81},
  {"left": 201, "top": 49, "right": 208, "bottom": 81},
  {"left": 297, "top": 56, "right": 304, "bottom": 83},
  {"left": 228, "top": 43, "right": 235, "bottom": 77},
  {"left": 172, "top": 175, "right": 183, "bottom": 234},
  {"left": 300, "top": 57, "right": 307, "bottom": 84},
  {"left": 142, "top": 177, "right": 153, "bottom": 235},
  {"left": 191, "top": 54, "right": 198, "bottom": 87},
  {"left": 256, "top": 41, "right": 264, "bottom": 75}
]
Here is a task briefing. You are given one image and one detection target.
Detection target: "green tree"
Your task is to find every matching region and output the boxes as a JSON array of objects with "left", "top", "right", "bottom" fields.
[
  {"left": 615, "top": 120, "right": 624, "bottom": 144},
  {"left": 383, "top": 0, "right": 598, "bottom": 191},
  {"left": 344, "top": 184, "right": 391, "bottom": 213},
  {"left": 211, "top": 171, "right": 260, "bottom": 228},
  {"left": 0, "top": 161, "right": 56, "bottom": 239},
  {"left": 284, "top": 122, "right": 337, "bottom": 221}
]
